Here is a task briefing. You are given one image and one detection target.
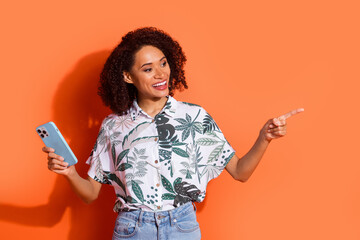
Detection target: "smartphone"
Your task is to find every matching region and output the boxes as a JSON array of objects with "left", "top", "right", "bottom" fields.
[{"left": 36, "top": 122, "right": 78, "bottom": 166}]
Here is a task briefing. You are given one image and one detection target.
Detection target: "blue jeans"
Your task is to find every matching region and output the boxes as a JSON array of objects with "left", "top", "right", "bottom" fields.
[{"left": 112, "top": 202, "right": 201, "bottom": 240}]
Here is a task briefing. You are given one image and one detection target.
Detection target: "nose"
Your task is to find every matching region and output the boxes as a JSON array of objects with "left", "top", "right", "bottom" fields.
[{"left": 154, "top": 67, "right": 165, "bottom": 78}]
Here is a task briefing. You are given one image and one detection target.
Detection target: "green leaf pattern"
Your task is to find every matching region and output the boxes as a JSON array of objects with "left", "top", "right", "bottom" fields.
[{"left": 86, "top": 97, "right": 235, "bottom": 211}]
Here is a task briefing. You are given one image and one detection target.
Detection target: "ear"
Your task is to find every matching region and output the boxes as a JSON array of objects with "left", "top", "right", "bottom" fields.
[{"left": 122, "top": 71, "right": 133, "bottom": 84}]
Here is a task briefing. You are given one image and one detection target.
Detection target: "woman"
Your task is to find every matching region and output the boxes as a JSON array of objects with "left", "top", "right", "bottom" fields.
[{"left": 43, "top": 27, "right": 303, "bottom": 239}]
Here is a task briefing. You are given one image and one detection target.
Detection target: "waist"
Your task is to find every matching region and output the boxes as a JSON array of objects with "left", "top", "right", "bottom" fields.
[{"left": 117, "top": 202, "right": 196, "bottom": 223}]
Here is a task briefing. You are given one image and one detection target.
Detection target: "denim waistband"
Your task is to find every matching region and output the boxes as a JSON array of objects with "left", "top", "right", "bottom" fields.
[{"left": 117, "top": 202, "right": 197, "bottom": 226}]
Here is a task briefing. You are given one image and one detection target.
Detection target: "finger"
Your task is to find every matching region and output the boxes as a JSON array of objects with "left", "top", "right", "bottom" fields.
[
  {"left": 267, "top": 130, "right": 286, "bottom": 139},
  {"left": 272, "top": 118, "right": 287, "bottom": 127},
  {"left": 48, "top": 153, "right": 64, "bottom": 161},
  {"left": 48, "top": 162, "right": 68, "bottom": 171},
  {"left": 42, "top": 146, "right": 55, "bottom": 153},
  {"left": 278, "top": 108, "right": 304, "bottom": 120},
  {"left": 267, "top": 126, "right": 287, "bottom": 133},
  {"left": 273, "top": 130, "right": 287, "bottom": 136},
  {"left": 48, "top": 158, "right": 68, "bottom": 167}
]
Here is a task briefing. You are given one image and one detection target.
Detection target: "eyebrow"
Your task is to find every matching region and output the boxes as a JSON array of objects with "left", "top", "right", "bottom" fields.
[{"left": 140, "top": 56, "right": 167, "bottom": 68}]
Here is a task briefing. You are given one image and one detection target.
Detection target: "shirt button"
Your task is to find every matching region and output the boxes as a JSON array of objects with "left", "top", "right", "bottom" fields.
[
  {"left": 157, "top": 206, "right": 161, "bottom": 210},
  {"left": 154, "top": 137, "right": 158, "bottom": 141},
  {"left": 152, "top": 119, "right": 155, "bottom": 123},
  {"left": 156, "top": 183, "right": 160, "bottom": 187},
  {"left": 155, "top": 160, "right": 159, "bottom": 164}
]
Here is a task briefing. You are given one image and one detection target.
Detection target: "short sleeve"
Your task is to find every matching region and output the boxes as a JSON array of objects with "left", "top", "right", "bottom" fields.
[
  {"left": 86, "top": 118, "right": 112, "bottom": 184},
  {"left": 197, "top": 108, "right": 235, "bottom": 183}
]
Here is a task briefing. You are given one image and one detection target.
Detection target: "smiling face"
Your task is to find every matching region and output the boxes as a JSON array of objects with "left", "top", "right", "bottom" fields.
[{"left": 123, "top": 45, "right": 171, "bottom": 102}]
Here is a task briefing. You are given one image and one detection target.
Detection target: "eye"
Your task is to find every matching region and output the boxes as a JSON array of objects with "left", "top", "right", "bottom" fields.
[
  {"left": 144, "top": 68, "right": 152, "bottom": 72},
  {"left": 161, "top": 61, "right": 167, "bottom": 67}
]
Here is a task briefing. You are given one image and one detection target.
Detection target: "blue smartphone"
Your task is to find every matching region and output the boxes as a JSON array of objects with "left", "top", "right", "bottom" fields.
[{"left": 36, "top": 122, "right": 78, "bottom": 166}]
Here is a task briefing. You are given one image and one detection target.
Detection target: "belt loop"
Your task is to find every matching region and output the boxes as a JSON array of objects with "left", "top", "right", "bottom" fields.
[
  {"left": 192, "top": 202, "right": 197, "bottom": 212},
  {"left": 168, "top": 210, "right": 174, "bottom": 227},
  {"left": 138, "top": 210, "right": 144, "bottom": 227}
]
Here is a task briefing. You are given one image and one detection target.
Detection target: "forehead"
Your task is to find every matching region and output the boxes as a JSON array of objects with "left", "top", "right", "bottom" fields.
[{"left": 133, "top": 45, "right": 165, "bottom": 65}]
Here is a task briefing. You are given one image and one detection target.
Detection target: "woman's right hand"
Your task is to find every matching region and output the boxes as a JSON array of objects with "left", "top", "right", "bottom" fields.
[{"left": 42, "top": 146, "right": 74, "bottom": 176}]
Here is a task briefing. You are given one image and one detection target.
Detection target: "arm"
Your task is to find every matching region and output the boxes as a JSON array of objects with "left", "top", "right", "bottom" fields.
[
  {"left": 226, "top": 108, "right": 304, "bottom": 182},
  {"left": 43, "top": 147, "right": 102, "bottom": 204},
  {"left": 226, "top": 134, "right": 269, "bottom": 182}
]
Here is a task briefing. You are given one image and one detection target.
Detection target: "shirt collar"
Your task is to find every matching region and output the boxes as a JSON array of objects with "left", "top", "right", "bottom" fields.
[{"left": 129, "top": 96, "right": 177, "bottom": 121}]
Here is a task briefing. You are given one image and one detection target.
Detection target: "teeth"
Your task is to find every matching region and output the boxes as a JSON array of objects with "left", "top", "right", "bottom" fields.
[{"left": 153, "top": 81, "right": 166, "bottom": 87}]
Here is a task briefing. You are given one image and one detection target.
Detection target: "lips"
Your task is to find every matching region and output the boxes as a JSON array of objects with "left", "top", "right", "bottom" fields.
[
  {"left": 152, "top": 80, "right": 168, "bottom": 90},
  {"left": 152, "top": 80, "right": 167, "bottom": 87}
]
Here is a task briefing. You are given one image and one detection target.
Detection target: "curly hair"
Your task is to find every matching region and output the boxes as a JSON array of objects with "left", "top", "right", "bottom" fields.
[{"left": 98, "top": 27, "right": 188, "bottom": 115}]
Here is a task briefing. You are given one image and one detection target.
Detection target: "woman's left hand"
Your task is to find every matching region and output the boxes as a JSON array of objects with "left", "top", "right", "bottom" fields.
[{"left": 260, "top": 108, "right": 304, "bottom": 142}]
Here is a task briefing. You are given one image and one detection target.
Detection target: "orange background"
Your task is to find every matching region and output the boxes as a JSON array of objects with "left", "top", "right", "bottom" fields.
[{"left": 1, "top": 0, "right": 359, "bottom": 239}]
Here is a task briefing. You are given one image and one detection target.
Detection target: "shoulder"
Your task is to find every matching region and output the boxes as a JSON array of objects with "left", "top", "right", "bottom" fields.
[
  {"left": 174, "top": 101, "right": 213, "bottom": 122},
  {"left": 176, "top": 101, "right": 204, "bottom": 112},
  {"left": 99, "top": 112, "right": 130, "bottom": 131}
]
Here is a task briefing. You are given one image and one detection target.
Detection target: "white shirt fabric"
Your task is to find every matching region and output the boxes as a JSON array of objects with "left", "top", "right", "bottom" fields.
[{"left": 86, "top": 96, "right": 235, "bottom": 212}]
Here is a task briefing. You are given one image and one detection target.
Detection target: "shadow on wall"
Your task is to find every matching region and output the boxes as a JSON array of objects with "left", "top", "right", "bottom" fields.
[
  {"left": 0, "top": 49, "right": 208, "bottom": 239},
  {"left": 0, "top": 51, "right": 118, "bottom": 239}
]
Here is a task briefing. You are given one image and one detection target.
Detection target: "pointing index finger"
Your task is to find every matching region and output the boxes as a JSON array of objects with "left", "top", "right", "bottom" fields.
[{"left": 278, "top": 108, "right": 304, "bottom": 120}]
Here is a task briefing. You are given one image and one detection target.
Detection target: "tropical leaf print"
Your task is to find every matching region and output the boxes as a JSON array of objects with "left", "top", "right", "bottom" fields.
[
  {"left": 122, "top": 121, "right": 152, "bottom": 149},
  {"left": 161, "top": 175, "right": 175, "bottom": 193},
  {"left": 173, "top": 181, "right": 201, "bottom": 206},
  {"left": 200, "top": 164, "right": 222, "bottom": 181},
  {"left": 126, "top": 195, "right": 138, "bottom": 204},
  {"left": 114, "top": 114, "right": 134, "bottom": 131},
  {"left": 193, "top": 122, "right": 203, "bottom": 134},
  {"left": 126, "top": 148, "right": 148, "bottom": 179},
  {"left": 172, "top": 147, "right": 189, "bottom": 158},
  {"left": 205, "top": 131, "right": 218, "bottom": 138},
  {"left": 89, "top": 97, "right": 235, "bottom": 212},
  {"left": 108, "top": 173, "right": 126, "bottom": 193},
  {"left": 196, "top": 138, "right": 219, "bottom": 146},
  {"left": 106, "top": 118, "right": 116, "bottom": 131},
  {"left": 174, "top": 109, "right": 202, "bottom": 141},
  {"left": 173, "top": 177, "right": 182, "bottom": 186},
  {"left": 93, "top": 156, "right": 105, "bottom": 183},
  {"left": 131, "top": 180, "right": 144, "bottom": 203},
  {"left": 187, "top": 143, "right": 203, "bottom": 183},
  {"left": 125, "top": 173, "right": 134, "bottom": 180},
  {"left": 181, "top": 128, "right": 191, "bottom": 142},
  {"left": 174, "top": 182, "right": 200, "bottom": 199},
  {"left": 117, "top": 163, "right": 132, "bottom": 171},
  {"left": 96, "top": 128, "right": 106, "bottom": 147},
  {"left": 104, "top": 139, "right": 119, "bottom": 154},
  {"left": 162, "top": 193, "right": 176, "bottom": 200},
  {"left": 110, "top": 131, "right": 121, "bottom": 141},
  {"left": 207, "top": 143, "right": 225, "bottom": 163},
  {"left": 179, "top": 169, "right": 195, "bottom": 179},
  {"left": 116, "top": 149, "right": 130, "bottom": 167},
  {"left": 159, "top": 149, "right": 172, "bottom": 161},
  {"left": 224, "top": 152, "right": 235, "bottom": 165},
  {"left": 172, "top": 141, "right": 187, "bottom": 146},
  {"left": 202, "top": 113, "right": 219, "bottom": 134},
  {"left": 180, "top": 102, "right": 201, "bottom": 107},
  {"left": 130, "top": 136, "right": 158, "bottom": 148},
  {"left": 111, "top": 144, "right": 116, "bottom": 165}
]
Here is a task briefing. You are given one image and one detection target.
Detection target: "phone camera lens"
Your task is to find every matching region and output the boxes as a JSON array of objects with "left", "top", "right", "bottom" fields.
[
  {"left": 42, "top": 130, "right": 47, "bottom": 134},
  {"left": 37, "top": 129, "right": 41, "bottom": 133},
  {"left": 40, "top": 134, "right": 44, "bottom": 138}
]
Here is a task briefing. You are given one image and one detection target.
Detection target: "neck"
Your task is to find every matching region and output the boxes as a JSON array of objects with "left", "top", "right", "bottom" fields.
[{"left": 137, "top": 96, "right": 168, "bottom": 117}]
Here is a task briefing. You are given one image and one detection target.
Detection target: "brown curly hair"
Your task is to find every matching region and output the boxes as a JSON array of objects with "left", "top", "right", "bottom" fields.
[{"left": 98, "top": 27, "right": 188, "bottom": 115}]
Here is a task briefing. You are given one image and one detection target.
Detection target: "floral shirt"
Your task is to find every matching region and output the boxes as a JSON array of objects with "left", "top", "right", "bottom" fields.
[{"left": 86, "top": 96, "right": 235, "bottom": 212}]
